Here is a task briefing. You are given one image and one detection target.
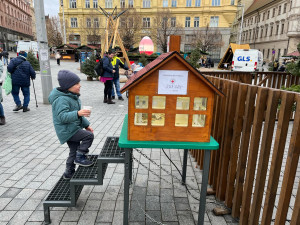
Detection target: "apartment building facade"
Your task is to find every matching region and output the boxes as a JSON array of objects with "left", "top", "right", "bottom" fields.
[
  {"left": 0, "top": 0, "right": 33, "bottom": 50},
  {"left": 59, "top": 0, "right": 240, "bottom": 60},
  {"left": 239, "top": 0, "right": 300, "bottom": 62}
]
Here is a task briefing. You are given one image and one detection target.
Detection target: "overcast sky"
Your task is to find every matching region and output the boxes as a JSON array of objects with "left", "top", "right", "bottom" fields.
[{"left": 44, "top": 0, "right": 59, "bottom": 17}]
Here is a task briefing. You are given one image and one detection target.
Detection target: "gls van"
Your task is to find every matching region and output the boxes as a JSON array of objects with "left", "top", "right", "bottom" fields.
[
  {"left": 17, "top": 41, "right": 39, "bottom": 58},
  {"left": 232, "top": 49, "right": 263, "bottom": 72}
]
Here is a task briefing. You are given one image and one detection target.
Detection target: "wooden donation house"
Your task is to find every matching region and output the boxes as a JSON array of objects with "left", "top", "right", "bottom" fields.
[{"left": 120, "top": 51, "right": 224, "bottom": 142}]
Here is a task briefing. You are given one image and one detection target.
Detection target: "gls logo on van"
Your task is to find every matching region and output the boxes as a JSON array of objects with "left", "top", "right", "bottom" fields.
[{"left": 237, "top": 56, "right": 250, "bottom": 61}]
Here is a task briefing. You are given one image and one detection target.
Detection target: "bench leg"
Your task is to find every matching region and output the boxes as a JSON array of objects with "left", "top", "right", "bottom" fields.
[{"left": 43, "top": 204, "right": 51, "bottom": 224}]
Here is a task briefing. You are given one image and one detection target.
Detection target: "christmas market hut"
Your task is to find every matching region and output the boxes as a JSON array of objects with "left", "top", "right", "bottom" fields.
[
  {"left": 55, "top": 44, "right": 78, "bottom": 60},
  {"left": 120, "top": 51, "right": 224, "bottom": 143}
]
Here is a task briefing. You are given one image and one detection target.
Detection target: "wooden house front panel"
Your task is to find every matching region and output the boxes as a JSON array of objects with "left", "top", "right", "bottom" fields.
[{"left": 128, "top": 57, "right": 214, "bottom": 142}]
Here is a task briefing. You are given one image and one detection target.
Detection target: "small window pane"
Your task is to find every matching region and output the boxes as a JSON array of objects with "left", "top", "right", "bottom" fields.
[
  {"left": 151, "top": 113, "right": 165, "bottom": 126},
  {"left": 152, "top": 96, "right": 166, "bottom": 109},
  {"left": 176, "top": 97, "right": 190, "bottom": 110},
  {"left": 134, "top": 113, "right": 148, "bottom": 126},
  {"left": 175, "top": 114, "right": 189, "bottom": 127},
  {"left": 194, "top": 97, "right": 207, "bottom": 110},
  {"left": 135, "top": 96, "right": 148, "bottom": 109},
  {"left": 192, "top": 114, "right": 206, "bottom": 127}
]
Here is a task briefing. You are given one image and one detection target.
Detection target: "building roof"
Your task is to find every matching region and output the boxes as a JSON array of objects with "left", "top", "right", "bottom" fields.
[
  {"left": 287, "top": 51, "right": 300, "bottom": 57},
  {"left": 245, "top": 0, "right": 274, "bottom": 15},
  {"left": 120, "top": 51, "right": 224, "bottom": 97},
  {"left": 56, "top": 44, "right": 77, "bottom": 50}
]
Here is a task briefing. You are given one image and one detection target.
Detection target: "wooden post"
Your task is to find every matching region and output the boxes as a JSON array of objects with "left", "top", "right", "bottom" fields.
[{"left": 112, "top": 17, "right": 120, "bottom": 49}]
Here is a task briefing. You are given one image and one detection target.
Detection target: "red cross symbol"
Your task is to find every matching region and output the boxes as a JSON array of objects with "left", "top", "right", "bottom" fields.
[{"left": 171, "top": 79, "right": 175, "bottom": 83}]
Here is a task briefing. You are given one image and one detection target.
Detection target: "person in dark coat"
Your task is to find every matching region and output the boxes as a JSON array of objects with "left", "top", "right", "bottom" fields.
[
  {"left": 111, "top": 54, "right": 128, "bottom": 100},
  {"left": 99, "top": 50, "right": 115, "bottom": 104},
  {"left": 7, "top": 51, "right": 36, "bottom": 112},
  {"left": 2, "top": 51, "right": 9, "bottom": 65}
]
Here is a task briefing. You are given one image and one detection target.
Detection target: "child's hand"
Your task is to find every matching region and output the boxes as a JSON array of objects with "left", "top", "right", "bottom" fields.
[
  {"left": 86, "top": 126, "right": 94, "bottom": 133},
  {"left": 78, "top": 109, "right": 91, "bottom": 117}
]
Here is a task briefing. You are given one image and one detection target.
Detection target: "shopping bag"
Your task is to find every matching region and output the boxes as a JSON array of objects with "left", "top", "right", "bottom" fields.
[{"left": 3, "top": 71, "right": 12, "bottom": 95}]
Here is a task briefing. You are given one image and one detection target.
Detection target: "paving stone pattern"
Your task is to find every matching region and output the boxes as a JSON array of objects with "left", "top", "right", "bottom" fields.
[{"left": 0, "top": 53, "right": 290, "bottom": 225}]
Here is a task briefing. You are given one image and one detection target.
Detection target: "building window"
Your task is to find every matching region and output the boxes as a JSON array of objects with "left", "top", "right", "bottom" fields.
[
  {"left": 105, "top": 0, "right": 112, "bottom": 8},
  {"left": 186, "top": 0, "right": 191, "bottom": 7},
  {"left": 270, "top": 25, "right": 273, "bottom": 36},
  {"left": 86, "top": 18, "right": 91, "bottom": 28},
  {"left": 163, "top": 0, "right": 168, "bottom": 7},
  {"left": 94, "top": 18, "right": 99, "bottom": 28},
  {"left": 284, "top": 48, "right": 287, "bottom": 55},
  {"left": 85, "top": 0, "right": 90, "bottom": 8},
  {"left": 172, "top": 0, "right": 177, "bottom": 7},
  {"left": 171, "top": 17, "right": 176, "bottom": 27},
  {"left": 143, "top": 0, "right": 150, "bottom": 8},
  {"left": 278, "top": 49, "right": 281, "bottom": 59},
  {"left": 194, "top": 17, "right": 199, "bottom": 27},
  {"left": 260, "top": 28, "right": 263, "bottom": 38},
  {"left": 93, "top": 0, "right": 98, "bottom": 8},
  {"left": 185, "top": 35, "right": 195, "bottom": 43},
  {"left": 273, "top": 8, "right": 275, "bottom": 17},
  {"left": 267, "top": 49, "right": 270, "bottom": 58},
  {"left": 70, "top": 0, "right": 76, "bottom": 8},
  {"left": 185, "top": 17, "right": 190, "bottom": 27},
  {"left": 195, "top": 0, "right": 201, "bottom": 7},
  {"left": 231, "top": 0, "right": 234, "bottom": 5},
  {"left": 212, "top": 0, "right": 220, "bottom": 6},
  {"left": 249, "top": 30, "right": 252, "bottom": 40},
  {"left": 276, "top": 24, "right": 279, "bottom": 35},
  {"left": 283, "top": 3, "right": 287, "bottom": 13},
  {"left": 128, "top": 0, "right": 134, "bottom": 8},
  {"left": 265, "top": 27, "right": 268, "bottom": 37},
  {"left": 278, "top": 5, "right": 281, "bottom": 15},
  {"left": 281, "top": 23, "right": 284, "bottom": 34},
  {"left": 70, "top": 18, "right": 78, "bottom": 27},
  {"left": 209, "top": 16, "right": 219, "bottom": 27},
  {"left": 120, "top": 0, "right": 125, "bottom": 8},
  {"left": 143, "top": 18, "right": 150, "bottom": 28},
  {"left": 267, "top": 10, "right": 270, "bottom": 19},
  {"left": 262, "top": 13, "right": 265, "bottom": 21}
]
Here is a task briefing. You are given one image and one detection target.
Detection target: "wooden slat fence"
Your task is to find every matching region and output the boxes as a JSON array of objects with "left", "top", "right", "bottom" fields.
[
  {"left": 190, "top": 76, "right": 300, "bottom": 224},
  {"left": 202, "top": 71, "right": 300, "bottom": 88}
]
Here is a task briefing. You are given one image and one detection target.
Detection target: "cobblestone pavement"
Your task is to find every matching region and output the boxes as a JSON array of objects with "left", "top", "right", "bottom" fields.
[{"left": 0, "top": 53, "right": 241, "bottom": 225}]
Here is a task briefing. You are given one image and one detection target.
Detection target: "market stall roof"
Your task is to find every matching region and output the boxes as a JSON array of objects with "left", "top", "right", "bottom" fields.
[
  {"left": 218, "top": 43, "right": 250, "bottom": 69},
  {"left": 287, "top": 51, "right": 300, "bottom": 57},
  {"left": 76, "top": 45, "right": 100, "bottom": 51},
  {"left": 56, "top": 44, "right": 77, "bottom": 50}
]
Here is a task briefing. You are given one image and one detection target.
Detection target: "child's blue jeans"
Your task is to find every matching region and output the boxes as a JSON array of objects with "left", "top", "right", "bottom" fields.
[{"left": 66, "top": 129, "right": 94, "bottom": 171}]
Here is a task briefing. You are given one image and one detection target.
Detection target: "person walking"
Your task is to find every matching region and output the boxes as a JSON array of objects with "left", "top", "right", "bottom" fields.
[
  {"left": 55, "top": 51, "right": 61, "bottom": 65},
  {"left": 49, "top": 70, "right": 94, "bottom": 179},
  {"left": 100, "top": 50, "right": 115, "bottom": 104},
  {"left": 111, "top": 53, "right": 129, "bottom": 101},
  {"left": 7, "top": 51, "right": 36, "bottom": 112},
  {"left": 2, "top": 50, "right": 9, "bottom": 66},
  {"left": 0, "top": 59, "right": 5, "bottom": 125}
]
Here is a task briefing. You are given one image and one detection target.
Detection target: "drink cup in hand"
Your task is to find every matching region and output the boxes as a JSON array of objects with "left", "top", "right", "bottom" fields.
[{"left": 82, "top": 106, "right": 92, "bottom": 117}]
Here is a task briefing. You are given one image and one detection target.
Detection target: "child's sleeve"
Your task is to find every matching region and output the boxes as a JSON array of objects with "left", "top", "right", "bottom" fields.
[
  {"left": 81, "top": 117, "right": 90, "bottom": 128},
  {"left": 54, "top": 99, "right": 79, "bottom": 123}
]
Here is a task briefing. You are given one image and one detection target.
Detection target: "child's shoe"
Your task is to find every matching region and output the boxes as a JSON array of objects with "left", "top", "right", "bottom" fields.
[
  {"left": 63, "top": 169, "right": 75, "bottom": 180},
  {"left": 74, "top": 153, "right": 94, "bottom": 167}
]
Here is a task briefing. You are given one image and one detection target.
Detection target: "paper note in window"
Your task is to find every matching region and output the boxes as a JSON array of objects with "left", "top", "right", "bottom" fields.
[
  {"left": 192, "top": 114, "right": 206, "bottom": 127},
  {"left": 135, "top": 96, "right": 148, "bottom": 109},
  {"left": 134, "top": 113, "right": 148, "bottom": 126},
  {"left": 158, "top": 70, "right": 188, "bottom": 95},
  {"left": 194, "top": 97, "right": 207, "bottom": 110}
]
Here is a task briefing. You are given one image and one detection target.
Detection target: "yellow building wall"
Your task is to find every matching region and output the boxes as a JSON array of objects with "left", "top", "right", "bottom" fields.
[{"left": 59, "top": 0, "right": 238, "bottom": 49}]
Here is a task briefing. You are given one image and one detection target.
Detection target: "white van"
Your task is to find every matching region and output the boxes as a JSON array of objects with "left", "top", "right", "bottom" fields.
[
  {"left": 232, "top": 49, "right": 263, "bottom": 72},
  {"left": 17, "top": 41, "right": 38, "bottom": 58}
]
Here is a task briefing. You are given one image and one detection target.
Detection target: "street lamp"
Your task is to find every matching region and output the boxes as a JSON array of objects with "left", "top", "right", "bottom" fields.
[
  {"left": 61, "top": 0, "right": 67, "bottom": 44},
  {"left": 237, "top": 4, "right": 245, "bottom": 45}
]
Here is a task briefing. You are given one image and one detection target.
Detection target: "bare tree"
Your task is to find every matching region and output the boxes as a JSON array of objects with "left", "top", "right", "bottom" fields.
[
  {"left": 152, "top": 9, "right": 183, "bottom": 53},
  {"left": 192, "top": 25, "right": 224, "bottom": 53},
  {"left": 118, "top": 8, "right": 142, "bottom": 50},
  {"left": 81, "top": 15, "right": 103, "bottom": 47},
  {"left": 46, "top": 16, "right": 63, "bottom": 47}
]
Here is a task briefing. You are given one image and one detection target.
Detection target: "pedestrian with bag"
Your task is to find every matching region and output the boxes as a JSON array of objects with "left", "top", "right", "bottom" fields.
[
  {"left": 99, "top": 50, "right": 116, "bottom": 104},
  {"left": 7, "top": 51, "right": 36, "bottom": 112},
  {"left": 49, "top": 70, "right": 94, "bottom": 179},
  {"left": 111, "top": 52, "right": 129, "bottom": 101},
  {"left": 0, "top": 59, "right": 5, "bottom": 125},
  {"left": 55, "top": 51, "right": 61, "bottom": 65}
]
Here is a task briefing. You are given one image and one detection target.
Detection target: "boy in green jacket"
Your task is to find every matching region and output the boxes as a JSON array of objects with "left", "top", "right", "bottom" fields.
[{"left": 49, "top": 70, "right": 94, "bottom": 180}]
